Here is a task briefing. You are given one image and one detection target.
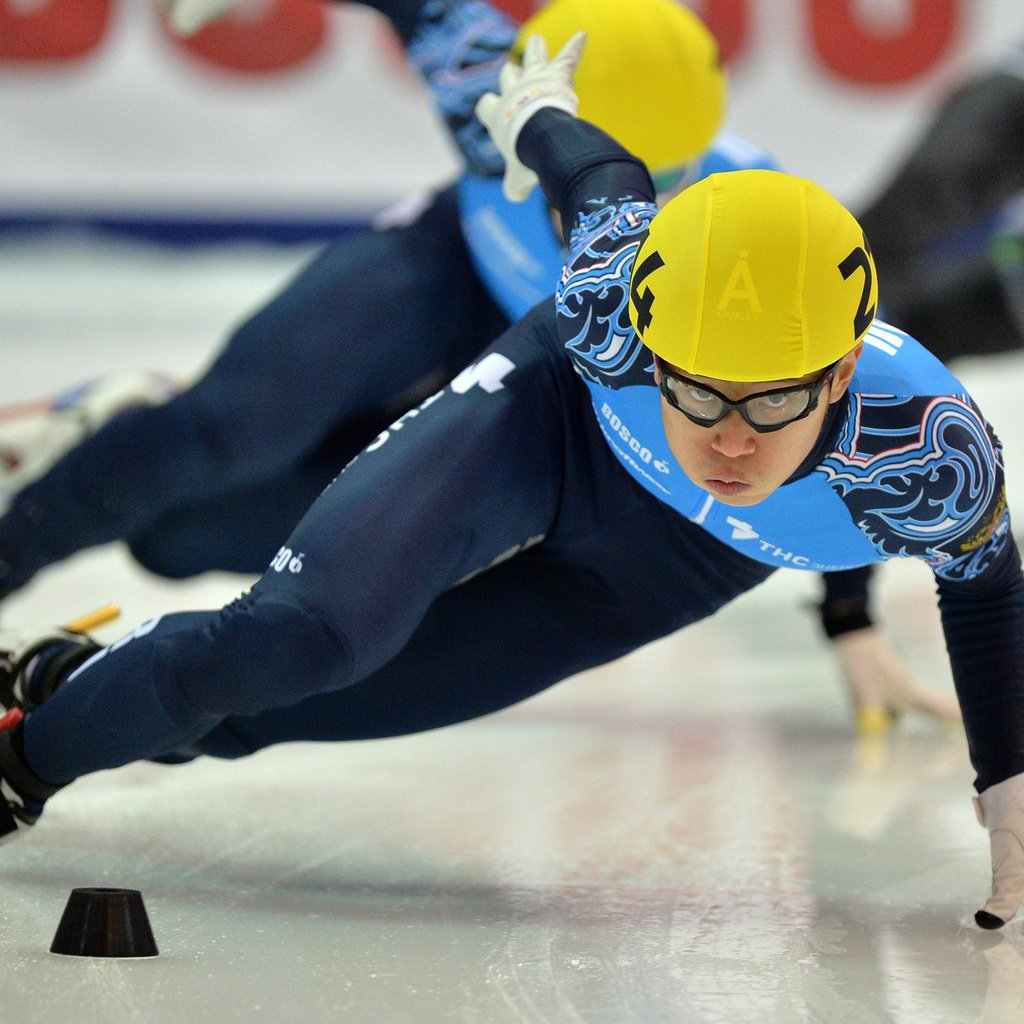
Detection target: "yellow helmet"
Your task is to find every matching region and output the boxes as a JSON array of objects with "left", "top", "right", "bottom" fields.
[
  {"left": 513, "top": 0, "right": 726, "bottom": 174},
  {"left": 629, "top": 169, "right": 878, "bottom": 381}
]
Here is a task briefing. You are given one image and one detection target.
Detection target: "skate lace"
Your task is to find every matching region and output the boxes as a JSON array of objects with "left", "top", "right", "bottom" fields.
[{"left": 0, "top": 707, "right": 23, "bottom": 733}]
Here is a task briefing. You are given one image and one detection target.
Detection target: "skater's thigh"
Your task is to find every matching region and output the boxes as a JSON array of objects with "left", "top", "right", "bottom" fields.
[
  {"left": 189, "top": 546, "right": 644, "bottom": 756},
  {"left": 126, "top": 452, "right": 343, "bottom": 578},
  {"left": 192, "top": 188, "right": 507, "bottom": 426},
  {"left": 250, "top": 308, "right": 572, "bottom": 683}
]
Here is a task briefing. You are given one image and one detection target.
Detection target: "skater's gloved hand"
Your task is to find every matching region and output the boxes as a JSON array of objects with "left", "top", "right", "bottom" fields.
[
  {"left": 0, "top": 624, "right": 102, "bottom": 714},
  {"left": 158, "top": 0, "right": 248, "bottom": 35},
  {"left": 475, "top": 31, "right": 586, "bottom": 201},
  {"left": 831, "top": 626, "right": 961, "bottom": 736},
  {"left": 976, "top": 773, "right": 1024, "bottom": 929}
]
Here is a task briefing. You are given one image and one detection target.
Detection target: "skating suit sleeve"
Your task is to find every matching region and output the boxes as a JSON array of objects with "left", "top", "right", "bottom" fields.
[
  {"left": 406, "top": 0, "right": 516, "bottom": 179},
  {"left": 395, "top": 0, "right": 559, "bottom": 321}
]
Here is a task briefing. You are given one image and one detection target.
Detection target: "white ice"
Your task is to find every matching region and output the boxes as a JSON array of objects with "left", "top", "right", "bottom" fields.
[{"left": 2, "top": 231, "right": 1024, "bottom": 1024}]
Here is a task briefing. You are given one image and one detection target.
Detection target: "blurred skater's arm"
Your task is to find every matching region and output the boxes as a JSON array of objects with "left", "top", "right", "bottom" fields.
[{"left": 819, "top": 567, "right": 960, "bottom": 734}]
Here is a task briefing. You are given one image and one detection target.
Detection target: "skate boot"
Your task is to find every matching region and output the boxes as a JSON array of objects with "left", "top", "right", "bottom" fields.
[
  {"left": 0, "top": 370, "right": 177, "bottom": 510},
  {"left": 0, "top": 621, "right": 105, "bottom": 841},
  {"left": 0, "top": 623, "right": 102, "bottom": 714},
  {"left": 0, "top": 721, "right": 62, "bottom": 842}
]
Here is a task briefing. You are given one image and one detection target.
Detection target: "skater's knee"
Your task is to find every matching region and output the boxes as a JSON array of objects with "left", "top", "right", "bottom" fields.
[{"left": 161, "top": 591, "right": 354, "bottom": 719}]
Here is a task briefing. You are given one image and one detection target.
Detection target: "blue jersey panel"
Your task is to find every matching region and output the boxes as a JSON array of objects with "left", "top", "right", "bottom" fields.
[
  {"left": 457, "top": 176, "right": 565, "bottom": 321},
  {"left": 582, "top": 376, "right": 885, "bottom": 572},
  {"left": 458, "top": 132, "right": 780, "bottom": 324},
  {"left": 694, "top": 473, "right": 882, "bottom": 571}
]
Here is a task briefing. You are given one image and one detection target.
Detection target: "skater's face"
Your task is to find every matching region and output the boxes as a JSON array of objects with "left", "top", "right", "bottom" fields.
[{"left": 655, "top": 346, "right": 861, "bottom": 506}]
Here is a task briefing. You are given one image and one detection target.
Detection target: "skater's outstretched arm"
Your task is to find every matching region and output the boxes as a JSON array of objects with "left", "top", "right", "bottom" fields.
[
  {"left": 163, "top": 0, "right": 518, "bottom": 177},
  {"left": 476, "top": 31, "right": 1024, "bottom": 931}
]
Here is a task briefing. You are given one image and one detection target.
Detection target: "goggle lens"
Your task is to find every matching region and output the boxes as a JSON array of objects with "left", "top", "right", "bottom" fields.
[{"left": 658, "top": 361, "right": 839, "bottom": 434}]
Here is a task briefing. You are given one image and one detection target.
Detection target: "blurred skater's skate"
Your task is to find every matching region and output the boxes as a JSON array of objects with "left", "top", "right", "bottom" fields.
[{"left": 0, "top": 371, "right": 176, "bottom": 509}]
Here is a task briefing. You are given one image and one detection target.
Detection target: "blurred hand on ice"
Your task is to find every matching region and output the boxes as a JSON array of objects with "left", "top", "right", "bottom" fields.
[{"left": 831, "top": 626, "right": 961, "bottom": 736}]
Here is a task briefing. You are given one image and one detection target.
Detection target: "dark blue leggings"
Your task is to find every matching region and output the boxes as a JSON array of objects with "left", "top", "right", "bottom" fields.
[
  {"left": 23, "top": 305, "right": 775, "bottom": 783},
  {"left": 0, "top": 186, "right": 509, "bottom": 589}
]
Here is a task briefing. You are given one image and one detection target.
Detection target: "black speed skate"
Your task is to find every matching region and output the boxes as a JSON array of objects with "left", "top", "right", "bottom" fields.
[
  {"left": 0, "top": 623, "right": 104, "bottom": 841},
  {"left": 0, "top": 625, "right": 101, "bottom": 714},
  {"left": 0, "top": 721, "right": 59, "bottom": 842}
]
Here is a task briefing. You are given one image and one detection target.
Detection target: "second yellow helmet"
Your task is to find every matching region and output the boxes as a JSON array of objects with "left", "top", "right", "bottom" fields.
[{"left": 513, "top": 0, "right": 727, "bottom": 175}]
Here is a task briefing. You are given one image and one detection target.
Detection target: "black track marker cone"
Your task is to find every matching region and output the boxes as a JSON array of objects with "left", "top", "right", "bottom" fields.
[{"left": 50, "top": 887, "right": 159, "bottom": 958}]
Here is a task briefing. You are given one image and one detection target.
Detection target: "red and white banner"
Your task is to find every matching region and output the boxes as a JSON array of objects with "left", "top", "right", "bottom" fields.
[{"left": 1, "top": 0, "right": 1021, "bottom": 227}]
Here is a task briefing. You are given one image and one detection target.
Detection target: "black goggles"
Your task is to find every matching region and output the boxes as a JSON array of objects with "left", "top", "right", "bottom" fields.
[{"left": 656, "top": 358, "right": 841, "bottom": 433}]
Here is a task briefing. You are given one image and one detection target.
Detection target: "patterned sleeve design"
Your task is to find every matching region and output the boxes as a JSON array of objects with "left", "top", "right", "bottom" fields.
[
  {"left": 408, "top": 0, "right": 518, "bottom": 178},
  {"left": 556, "top": 200, "right": 659, "bottom": 387},
  {"left": 820, "top": 392, "right": 1011, "bottom": 582}
]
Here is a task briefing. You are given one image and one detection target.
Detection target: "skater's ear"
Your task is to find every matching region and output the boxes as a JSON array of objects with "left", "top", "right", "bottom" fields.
[{"left": 826, "top": 343, "right": 864, "bottom": 405}]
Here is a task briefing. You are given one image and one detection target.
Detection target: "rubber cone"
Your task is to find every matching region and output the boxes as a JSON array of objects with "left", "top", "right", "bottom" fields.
[{"left": 50, "top": 887, "right": 159, "bottom": 958}]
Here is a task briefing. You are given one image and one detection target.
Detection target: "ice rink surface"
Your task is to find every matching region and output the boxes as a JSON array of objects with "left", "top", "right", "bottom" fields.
[{"left": 3, "top": 233, "right": 1024, "bottom": 1023}]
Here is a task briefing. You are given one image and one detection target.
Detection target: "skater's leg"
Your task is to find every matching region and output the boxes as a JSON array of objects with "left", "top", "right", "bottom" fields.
[
  {"left": 859, "top": 70, "right": 1024, "bottom": 319},
  {"left": 19, "top": 309, "right": 568, "bottom": 783},
  {"left": 0, "top": 187, "right": 509, "bottom": 595},
  {"left": 188, "top": 506, "right": 776, "bottom": 758},
  {"left": 0, "top": 371, "right": 176, "bottom": 508},
  {"left": 126, "top": 420, "right": 389, "bottom": 577},
  {"left": 894, "top": 252, "right": 1024, "bottom": 362}
]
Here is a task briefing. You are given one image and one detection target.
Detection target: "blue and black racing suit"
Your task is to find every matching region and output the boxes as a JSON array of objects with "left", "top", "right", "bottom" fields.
[
  {"left": 0, "top": 0, "right": 775, "bottom": 597},
  {"left": 16, "top": 108, "right": 1024, "bottom": 801}
]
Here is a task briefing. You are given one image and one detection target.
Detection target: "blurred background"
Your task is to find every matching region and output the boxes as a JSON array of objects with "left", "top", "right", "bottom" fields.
[
  {"left": 3, "top": 5, "right": 1024, "bottom": 1021},
  {"left": 2, "top": 0, "right": 1022, "bottom": 240}
]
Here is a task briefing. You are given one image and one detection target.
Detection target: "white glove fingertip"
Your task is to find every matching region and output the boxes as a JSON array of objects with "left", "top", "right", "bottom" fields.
[
  {"left": 557, "top": 30, "right": 588, "bottom": 73},
  {"left": 976, "top": 908, "right": 1007, "bottom": 929},
  {"left": 168, "top": 6, "right": 207, "bottom": 35},
  {"left": 522, "top": 33, "right": 548, "bottom": 72},
  {"left": 978, "top": 885, "right": 1019, "bottom": 928},
  {"left": 503, "top": 166, "right": 538, "bottom": 203},
  {"left": 165, "top": 0, "right": 239, "bottom": 36},
  {"left": 505, "top": 185, "right": 534, "bottom": 203},
  {"left": 475, "top": 93, "right": 498, "bottom": 125},
  {"left": 498, "top": 59, "right": 521, "bottom": 93},
  {"left": 170, "top": 16, "right": 199, "bottom": 35}
]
